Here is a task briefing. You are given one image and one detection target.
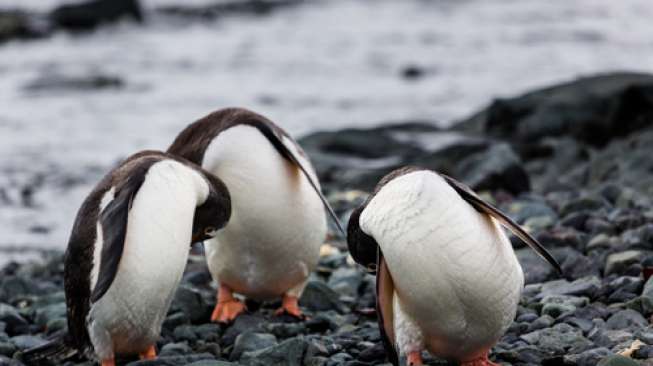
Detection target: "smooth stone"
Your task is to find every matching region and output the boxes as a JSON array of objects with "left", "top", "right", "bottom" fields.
[
  {"left": 526, "top": 315, "right": 554, "bottom": 332},
  {"left": 605, "top": 251, "right": 643, "bottom": 276},
  {"left": 327, "top": 267, "right": 363, "bottom": 298},
  {"left": 240, "top": 337, "right": 310, "bottom": 366},
  {"left": 230, "top": 332, "right": 277, "bottom": 361},
  {"left": 520, "top": 323, "right": 588, "bottom": 354},
  {"left": 159, "top": 342, "right": 192, "bottom": 357},
  {"left": 34, "top": 303, "right": 66, "bottom": 328},
  {"left": 537, "top": 276, "right": 602, "bottom": 300},
  {"left": 597, "top": 355, "right": 639, "bottom": 366},
  {"left": 0, "top": 341, "right": 16, "bottom": 356},
  {"left": 605, "top": 309, "right": 648, "bottom": 330},
  {"left": 564, "top": 347, "right": 614, "bottom": 366},
  {"left": 125, "top": 353, "right": 215, "bottom": 366},
  {"left": 187, "top": 362, "right": 237, "bottom": 366},
  {"left": 300, "top": 281, "right": 348, "bottom": 313},
  {"left": 0, "top": 303, "right": 28, "bottom": 335},
  {"left": 221, "top": 315, "right": 265, "bottom": 346},
  {"left": 170, "top": 285, "right": 210, "bottom": 323},
  {"left": 10, "top": 335, "right": 46, "bottom": 350}
]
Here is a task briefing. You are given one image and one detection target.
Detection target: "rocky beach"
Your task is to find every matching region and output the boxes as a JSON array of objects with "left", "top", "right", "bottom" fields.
[
  {"left": 2, "top": 0, "right": 653, "bottom": 365},
  {"left": 1, "top": 72, "right": 653, "bottom": 365}
]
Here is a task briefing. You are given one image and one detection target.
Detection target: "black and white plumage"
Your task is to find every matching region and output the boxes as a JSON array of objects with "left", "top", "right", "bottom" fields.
[
  {"left": 347, "top": 167, "right": 561, "bottom": 365},
  {"left": 167, "top": 108, "right": 343, "bottom": 313},
  {"left": 22, "top": 151, "right": 230, "bottom": 364}
]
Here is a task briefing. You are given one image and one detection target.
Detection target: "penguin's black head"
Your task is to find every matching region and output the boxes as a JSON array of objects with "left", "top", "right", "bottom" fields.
[
  {"left": 347, "top": 205, "right": 379, "bottom": 272},
  {"left": 192, "top": 173, "right": 231, "bottom": 244}
]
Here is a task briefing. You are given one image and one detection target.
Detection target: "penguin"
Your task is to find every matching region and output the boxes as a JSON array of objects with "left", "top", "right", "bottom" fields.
[
  {"left": 22, "top": 151, "right": 231, "bottom": 366},
  {"left": 347, "top": 167, "right": 562, "bottom": 366},
  {"left": 167, "top": 107, "right": 345, "bottom": 322}
]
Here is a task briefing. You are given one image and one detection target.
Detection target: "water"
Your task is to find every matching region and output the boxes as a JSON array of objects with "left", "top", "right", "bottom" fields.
[{"left": 1, "top": 0, "right": 653, "bottom": 263}]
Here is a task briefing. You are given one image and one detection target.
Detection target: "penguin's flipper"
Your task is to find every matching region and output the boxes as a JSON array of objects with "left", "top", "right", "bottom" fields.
[
  {"left": 256, "top": 123, "right": 346, "bottom": 237},
  {"left": 92, "top": 164, "right": 150, "bottom": 302},
  {"left": 377, "top": 251, "right": 399, "bottom": 366},
  {"left": 440, "top": 174, "right": 562, "bottom": 274},
  {"left": 19, "top": 334, "right": 78, "bottom": 364}
]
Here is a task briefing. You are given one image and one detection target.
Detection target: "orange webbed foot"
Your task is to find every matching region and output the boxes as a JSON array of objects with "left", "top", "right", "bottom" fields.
[
  {"left": 407, "top": 351, "right": 423, "bottom": 365},
  {"left": 101, "top": 358, "right": 115, "bottom": 366},
  {"left": 274, "top": 294, "right": 304, "bottom": 319},
  {"left": 139, "top": 345, "right": 156, "bottom": 360},
  {"left": 461, "top": 352, "right": 500, "bottom": 366},
  {"left": 211, "top": 284, "right": 247, "bottom": 323}
]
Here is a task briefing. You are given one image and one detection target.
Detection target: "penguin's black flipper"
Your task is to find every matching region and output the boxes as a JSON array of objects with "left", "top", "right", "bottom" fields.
[
  {"left": 255, "top": 122, "right": 347, "bottom": 237},
  {"left": 19, "top": 334, "right": 78, "bottom": 365},
  {"left": 92, "top": 162, "right": 152, "bottom": 302},
  {"left": 441, "top": 174, "right": 562, "bottom": 274}
]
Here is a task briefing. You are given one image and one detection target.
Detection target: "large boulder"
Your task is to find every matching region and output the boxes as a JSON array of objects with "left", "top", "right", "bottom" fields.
[
  {"left": 50, "top": 0, "right": 142, "bottom": 30},
  {"left": 455, "top": 72, "right": 653, "bottom": 149}
]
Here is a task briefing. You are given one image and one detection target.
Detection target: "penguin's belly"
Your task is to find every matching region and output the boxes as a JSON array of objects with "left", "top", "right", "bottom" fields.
[
  {"left": 388, "top": 214, "right": 523, "bottom": 360},
  {"left": 202, "top": 126, "right": 326, "bottom": 299}
]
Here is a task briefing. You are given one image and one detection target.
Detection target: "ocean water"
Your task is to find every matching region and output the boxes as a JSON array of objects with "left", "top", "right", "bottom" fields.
[{"left": 1, "top": 0, "right": 653, "bottom": 262}]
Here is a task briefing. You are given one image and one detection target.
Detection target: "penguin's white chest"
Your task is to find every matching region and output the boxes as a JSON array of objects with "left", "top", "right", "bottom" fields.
[
  {"left": 87, "top": 162, "right": 201, "bottom": 358},
  {"left": 360, "top": 171, "right": 524, "bottom": 360},
  {"left": 202, "top": 126, "right": 326, "bottom": 299}
]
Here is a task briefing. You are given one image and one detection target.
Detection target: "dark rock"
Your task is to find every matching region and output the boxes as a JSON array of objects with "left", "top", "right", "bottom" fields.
[
  {"left": 520, "top": 323, "right": 589, "bottom": 354},
  {"left": 159, "top": 342, "right": 192, "bottom": 356},
  {"left": 455, "top": 72, "right": 653, "bottom": 147},
  {"left": 633, "top": 344, "right": 653, "bottom": 359},
  {"left": 221, "top": 315, "right": 265, "bottom": 346},
  {"left": 401, "top": 65, "right": 426, "bottom": 80},
  {"left": 51, "top": 0, "right": 143, "bottom": 30},
  {"left": 537, "top": 276, "right": 602, "bottom": 300},
  {"left": 230, "top": 332, "right": 277, "bottom": 361},
  {"left": 125, "top": 353, "right": 215, "bottom": 366},
  {"left": 24, "top": 73, "right": 124, "bottom": 92},
  {"left": 240, "top": 337, "right": 309, "bottom": 366},
  {"left": 170, "top": 285, "right": 210, "bottom": 323},
  {"left": 596, "top": 355, "right": 639, "bottom": 366},
  {"left": 187, "top": 361, "right": 237, "bottom": 366},
  {"left": 327, "top": 267, "right": 363, "bottom": 298},
  {"left": 10, "top": 335, "right": 47, "bottom": 350},
  {"left": 453, "top": 143, "right": 530, "bottom": 194},
  {"left": 263, "top": 322, "right": 306, "bottom": 338},
  {"left": 605, "top": 251, "right": 643, "bottom": 276},
  {"left": 300, "top": 281, "right": 347, "bottom": 313},
  {"left": 605, "top": 309, "right": 647, "bottom": 330},
  {"left": 173, "top": 325, "right": 198, "bottom": 343},
  {"left": 516, "top": 248, "right": 557, "bottom": 284},
  {"left": 0, "top": 10, "right": 45, "bottom": 43},
  {"left": 564, "top": 347, "right": 614, "bottom": 366},
  {"left": 526, "top": 315, "right": 554, "bottom": 332},
  {"left": 0, "top": 341, "right": 16, "bottom": 357},
  {"left": 0, "top": 304, "right": 28, "bottom": 335},
  {"left": 156, "top": 0, "right": 303, "bottom": 20}
]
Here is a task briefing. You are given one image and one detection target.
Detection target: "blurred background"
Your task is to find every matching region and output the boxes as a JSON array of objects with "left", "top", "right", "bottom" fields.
[{"left": 1, "top": 0, "right": 653, "bottom": 264}]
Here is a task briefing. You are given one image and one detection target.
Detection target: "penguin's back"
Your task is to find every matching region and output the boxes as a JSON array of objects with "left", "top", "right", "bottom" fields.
[{"left": 360, "top": 170, "right": 524, "bottom": 359}]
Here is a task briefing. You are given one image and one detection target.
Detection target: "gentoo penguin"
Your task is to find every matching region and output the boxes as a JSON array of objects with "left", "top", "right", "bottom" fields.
[
  {"left": 167, "top": 107, "right": 344, "bottom": 322},
  {"left": 347, "top": 167, "right": 561, "bottom": 366},
  {"left": 22, "top": 151, "right": 231, "bottom": 366}
]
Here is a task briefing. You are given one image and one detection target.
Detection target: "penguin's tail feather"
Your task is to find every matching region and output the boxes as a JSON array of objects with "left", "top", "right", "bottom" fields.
[{"left": 19, "top": 334, "right": 79, "bottom": 364}]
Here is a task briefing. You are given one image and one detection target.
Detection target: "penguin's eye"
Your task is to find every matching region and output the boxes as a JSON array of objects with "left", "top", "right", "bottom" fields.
[{"left": 204, "top": 227, "right": 217, "bottom": 237}]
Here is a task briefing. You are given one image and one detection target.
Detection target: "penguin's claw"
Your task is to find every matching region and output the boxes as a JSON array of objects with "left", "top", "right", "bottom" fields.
[
  {"left": 406, "top": 351, "right": 423, "bottom": 365},
  {"left": 461, "top": 353, "right": 499, "bottom": 366},
  {"left": 101, "top": 358, "right": 115, "bottom": 366},
  {"left": 211, "top": 285, "right": 247, "bottom": 323},
  {"left": 274, "top": 295, "right": 304, "bottom": 319},
  {"left": 139, "top": 345, "right": 156, "bottom": 360}
]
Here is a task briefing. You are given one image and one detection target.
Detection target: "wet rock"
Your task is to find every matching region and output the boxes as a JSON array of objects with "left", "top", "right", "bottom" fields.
[
  {"left": 231, "top": 332, "right": 277, "bottom": 361},
  {"left": 300, "top": 281, "right": 348, "bottom": 313},
  {"left": 240, "top": 337, "right": 310, "bottom": 366},
  {"left": 125, "top": 353, "right": 215, "bottom": 366},
  {"left": 605, "top": 251, "right": 643, "bottom": 276},
  {"left": 170, "top": 285, "right": 210, "bottom": 323},
  {"left": 453, "top": 143, "right": 530, "bottom": 194},
  {"left": 156, "top": 0, "right": 304, "bottom": 20},
  {"left": 24, "top": 73, "right": 124, "bottom": 93},
  {"left": 537, "top": 276, "right": 602, "bottom": 300},
  {"left": 0, "top": 10, "right": 44, "bottom": 43},
  {"left": 51, "top": 0, "right": 143, "bottom": 30},
  {"left": 10, "top": 335, "right": 46, "bottom": 350},
  {"left": 605, "top": 309, "right": 647, "bottom": 331},
  {"left": 597, "top": 355, "right": 639, "bottom": 366},
  {"left": 455, "top": 72, "right": 653, "bottom": 147},
  {"left": 159, "top": 342, "right": 192, "bottom": 356},
  {"left": 564, "top": 347, "right": 614, "bottom": 366},
  {"left": 327, "top": 267, "right": 363, "bottom": 298},
  {"left": 520, "top": 323, "right": 589, "bottom": 354},
  {"left": 0, "top": 304, "right": 28, "bottom": 335},
  {"left": 221, "top": 315, "right": 265, "bottom": 346}
]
